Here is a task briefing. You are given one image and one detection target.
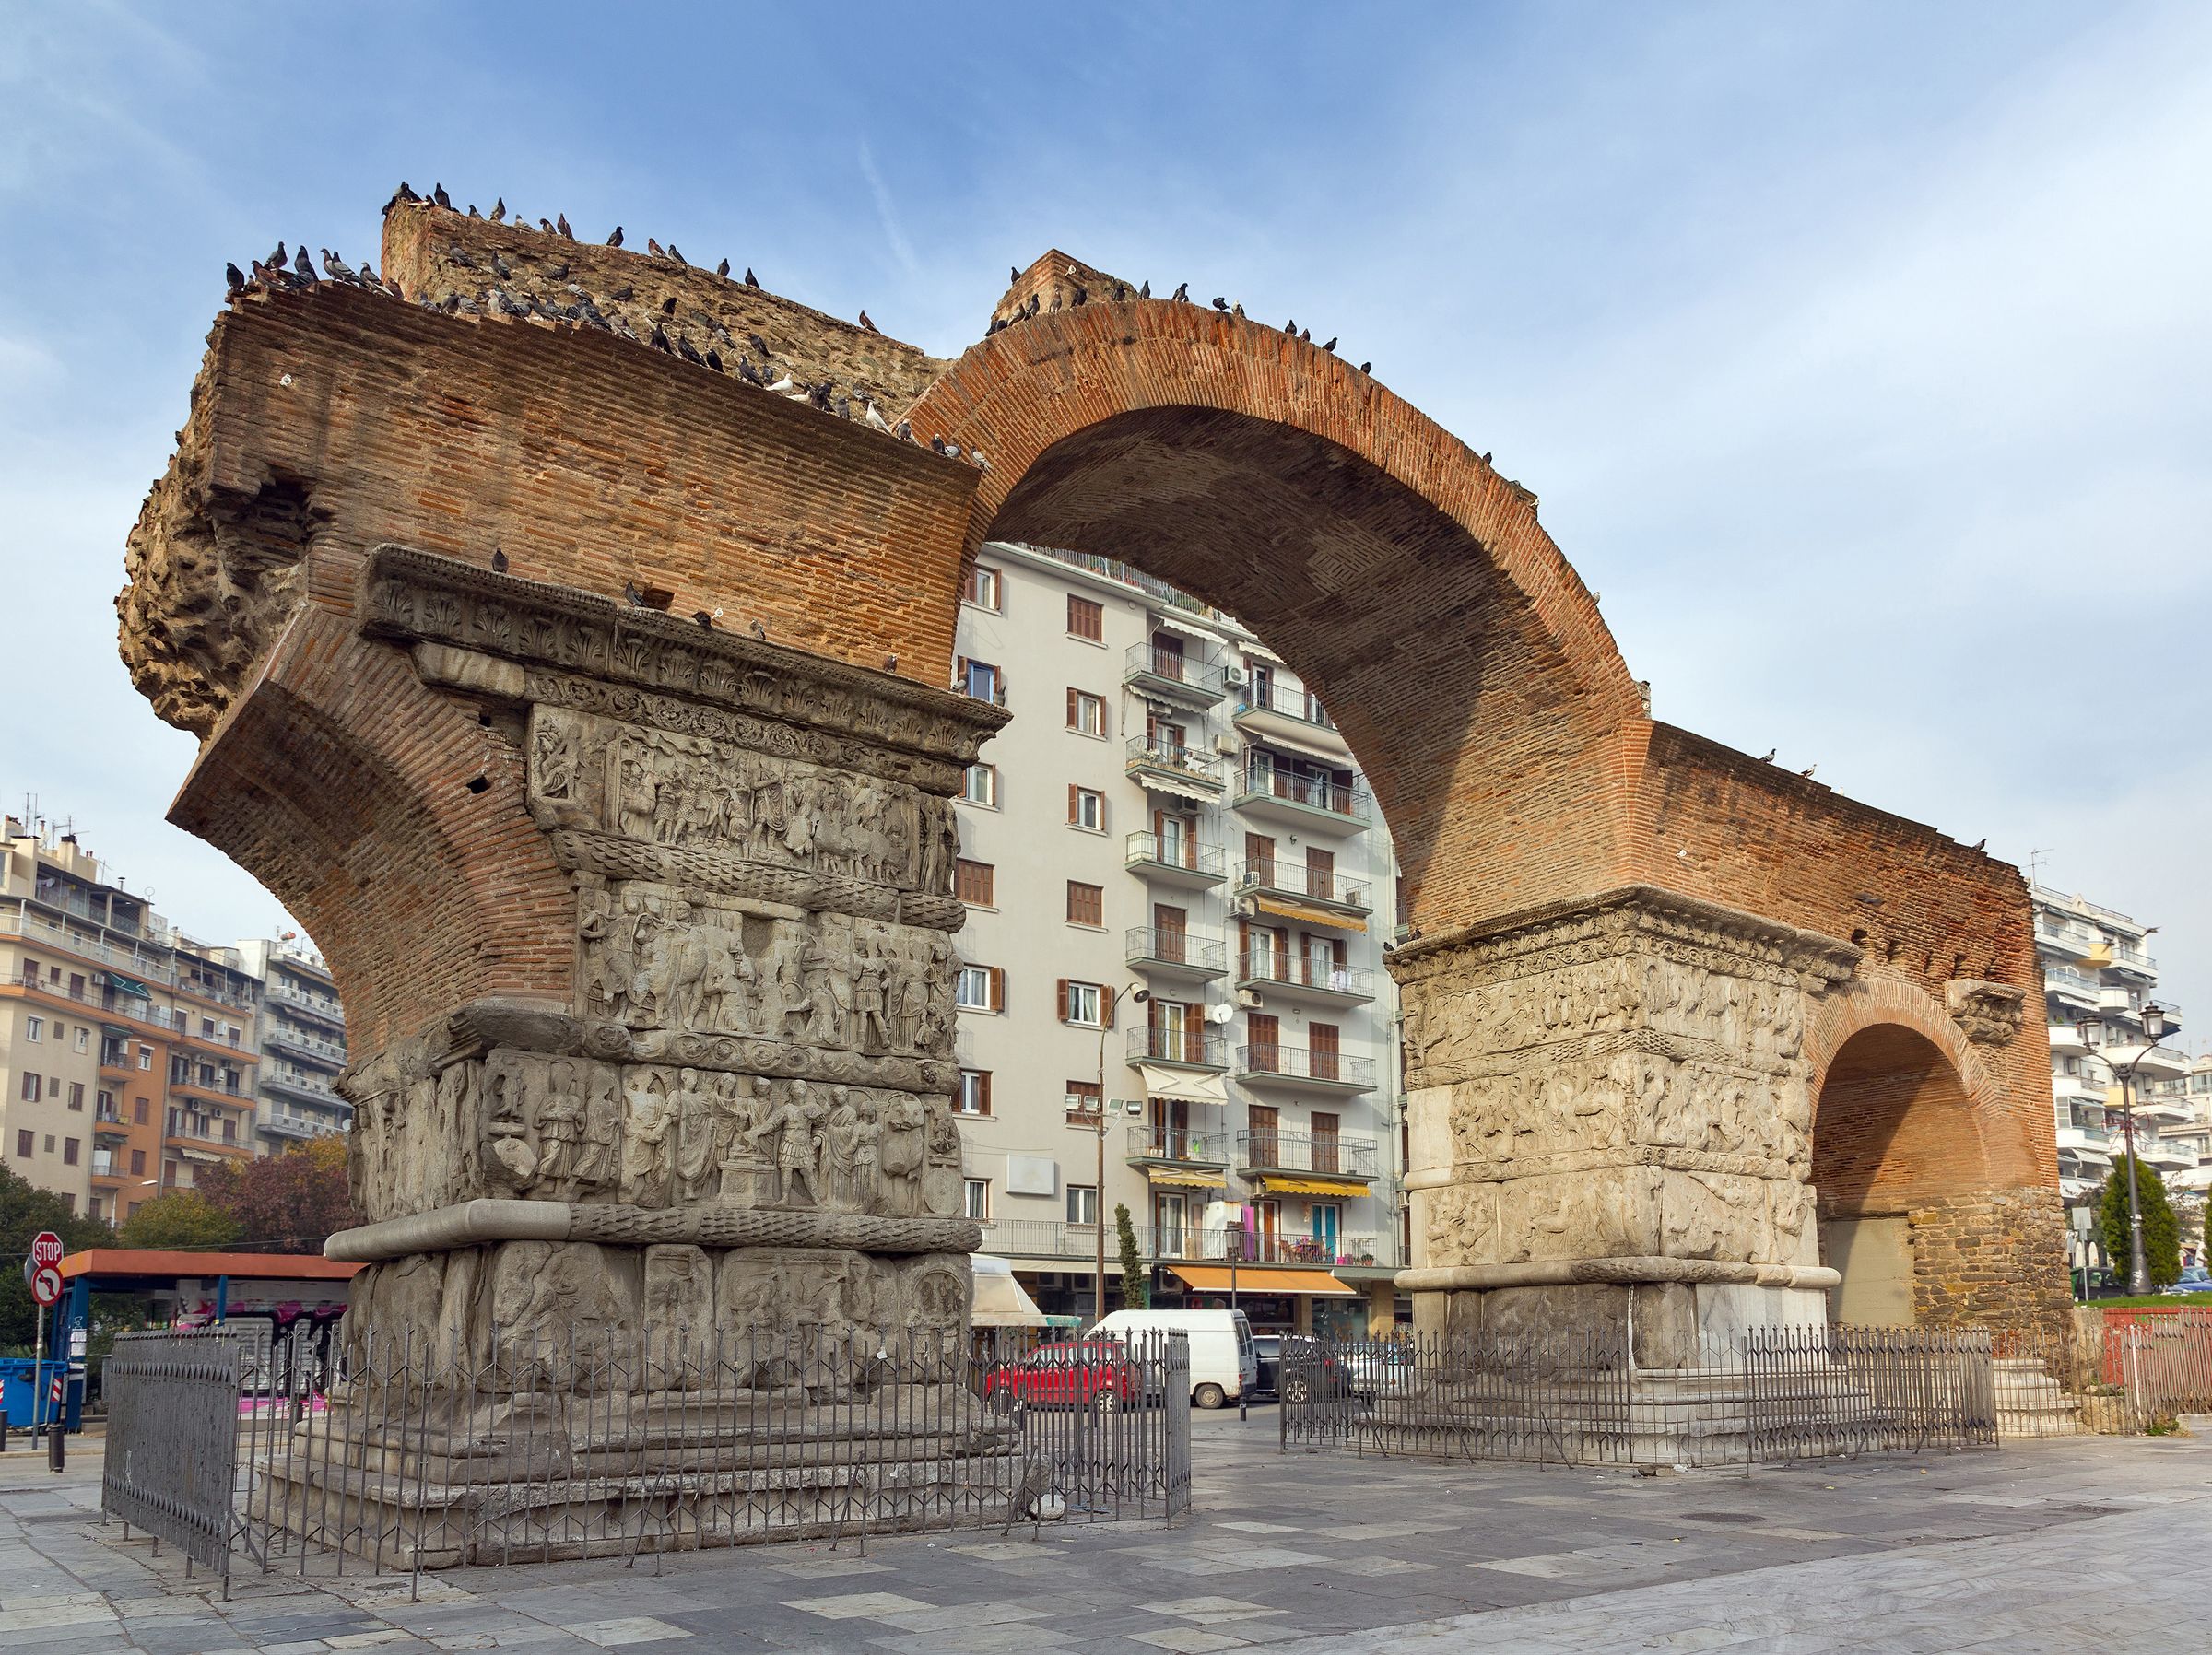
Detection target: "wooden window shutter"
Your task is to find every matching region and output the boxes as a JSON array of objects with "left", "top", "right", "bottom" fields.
[
  {"left": 954, "top": 654, "right": 968, "bottom": 690},
  {"left": 1065, "top": 687, "right": 1077, "bottom": 727},
  {"left": 1102, "top": 988, "right": 1116, "bottom": 1029},
  {"left": 1056, "top": 979, "right": 1070, "bottom": 1023},
  {"left": 990, "top": 967, "right": 1006, "bottom": 1013},
  {"left": 980, "top": 1071, "right": 992, "bottom": 1112},
  {"left": 1067, "top": 783, "right": 1078, "bottom": 824}
]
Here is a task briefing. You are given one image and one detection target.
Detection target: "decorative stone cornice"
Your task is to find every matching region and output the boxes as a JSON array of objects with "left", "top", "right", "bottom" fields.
[
  {"left": 1946, "top": 979, "right": 2027, "bottom": 1047},
  {"left": 359, "top": 544, "right": 1007, "bottom": 766},
  {"left": 325, "top": 1197, "right": 982, "bottom": 1262}
]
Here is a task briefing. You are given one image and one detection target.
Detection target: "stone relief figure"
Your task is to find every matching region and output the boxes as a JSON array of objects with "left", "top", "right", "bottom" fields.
[
  {"left": 534, "top": 1059, "right": 584, "bottom": 1196},
  {"left": 642, "top": 1245, "right": 715, "bottom": 1386},
  {"left": 878, "top": 1091, "right": 928, "bottom": 1216},
  {"left": 621, "top": 1070, "right": 676, "bottom": 1208},
  {"left": 479, "top": 1053, "right": 539, "bottom": 1192},
  {"left": 923, "top": 1104, "right": 963, "bottom": 1216},
  {"left": 746, "top": 1079, "right": 826, "bottom": 1206},
  {"left": 673, "top": 1066, "right": 721, "bottom": 1203},
  {"left": 821, "top": 1086, "right": 862, "bottom": 1208},
  {"left": 853, "top": 941, "right": 892, "bottom": 1051},
  {"left": 717, "top": 1075, "right": 770, "bottom": 1203},
  {"left": 533, "top": 720, "right": 577, "bottom": 801},
  {"left": 700, "top": 927, "right": 758, "bottom": 1030},
  {"left": 490, "top": 1240, "right": 635, "bottom": 1387},
  {"left": 579, "top": 889, "right": 637, "bottom": 1023},
  {"left": 851, "top": 1094, "right": 882, "bottom": 1213},
  {"left": 573, "top": 1062, "right": 624, "bottom": 1198}
]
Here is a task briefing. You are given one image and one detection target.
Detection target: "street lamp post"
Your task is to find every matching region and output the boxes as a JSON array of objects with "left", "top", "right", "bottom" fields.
[{"left": 2081, "top": 1003, "right": 2176, "bottom": 1297}]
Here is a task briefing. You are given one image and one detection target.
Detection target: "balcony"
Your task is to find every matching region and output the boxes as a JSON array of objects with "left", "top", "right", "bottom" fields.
[
  {"left": 260, "top": 1109, "right": 343, "bottom": 1141},
  {"left": 265, "top": 978, "right": 346, "bottom": 1028},
  {"left": 1125, "top": 1124, "right": 1232, "bottom": 1170},
  {"left": 2047, "top": 1022, "right": 2094, "bottom": 1056},
  {"left": 1124, "top": 641, "right": 1224, "bottom": 710},
  {"left": 1230, "top": 764, "right": 1371, "bottom": 834},
  {"left": 993, "top": 1218, "right": 1388, "bottom": 1270},
  {"left": 164, "top": 1121, "right": 250, "bottom": 1156},
  {"left": 1126, "top": 1026, "right": 1230, "bottom": 1072},
  {"left": 1124, "top": 832, "right": 1227, "bottom": 890},
  {"left": 1126, "top": 737, "right": 1225, "bottom": 798},
  {"left": 1125, "top": 926, "right": 1229, "bottom": 982},
  {"left": 2135, "top": 1097, "right": 2196, "bottom": 1125},
  {"left": 2108, "top": 944, "right": 2159, "bottom": 980},
  {"left": 265, "top": 1024, "right": 347, "bottom": 1067},
  {"left": 1236, "top": 1043, "right": 1377, "bottom": 1095},
  {"left": 1230, "top": 858, "right": 1372, "bottom": 921},
  {"left": 265, "top": 1070, "right": 344, "bottom": 1108},
  {"left": 1235, "top": 952, "right": 1375, "bottom": 1008},
  {"left": 1230, "top": 679, "right": 1351, "bottom": 758},
  {"left": 1236, "top": 1128, "right": 1380, "bottom": 1180},
  {"left": 2043, "top": 966, "right": 2102, "bottom": 1008}
]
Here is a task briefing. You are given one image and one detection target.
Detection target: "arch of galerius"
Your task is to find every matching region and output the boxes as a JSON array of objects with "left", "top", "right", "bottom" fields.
[{"left": 117, "top": 198, "right": 2069, "bottom": 1511}]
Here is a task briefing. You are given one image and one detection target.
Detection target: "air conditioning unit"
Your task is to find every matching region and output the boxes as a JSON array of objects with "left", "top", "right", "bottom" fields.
[
  {"left": 1123, "top": 1097, "right": 1146, "bottom": 1116},
  {"left": 1206, "top": 1003, "right": 1236, "bottom": 1025},
  {"left": 1222, "top": 665, "right": 1249, "bottom": 687},
  {"left": 1236, "top": 989, "right": 1265, "bottom": 1009},
  {"left": 1233, "top": 896, "right": 1258, "bottom": 918},
  {"left": 1212, "top": 734, "right": 1239, "bottom": 757}
]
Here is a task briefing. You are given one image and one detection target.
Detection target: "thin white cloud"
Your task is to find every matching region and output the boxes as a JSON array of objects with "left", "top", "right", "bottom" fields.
[{"left": 857, "top": 140, "right": 921, "bottom": 276}]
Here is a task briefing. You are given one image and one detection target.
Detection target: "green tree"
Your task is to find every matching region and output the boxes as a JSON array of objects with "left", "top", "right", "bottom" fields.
[
  {"left": 2100, "top": 1157, "right": 2182, "bottom": 1288},
  {"left": 194, "top": 1135, "right": 357, "bottom": 1252},
  {"left": 1114, "top": 1203, "right": 1149, "bottom": 1310},
  {"left": 0, "top": 1163, "right": 112, "bottom": 1353},
  {"left": 117, "top": 1191, "right": 243, "bottom": 1251}
]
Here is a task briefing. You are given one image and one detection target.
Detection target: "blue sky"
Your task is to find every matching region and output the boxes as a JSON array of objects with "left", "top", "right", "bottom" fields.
[{"left": 2, "top": 2, "right": 2207, "bottom": 1032}]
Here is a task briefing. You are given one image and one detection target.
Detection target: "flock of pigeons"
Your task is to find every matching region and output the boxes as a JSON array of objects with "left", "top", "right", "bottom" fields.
[
  {"left": 990, "top": 266, "right": 1371, "bottom": 376},
  {"left": 221, "top": 181, "right": 1376, "bottom": 466}
]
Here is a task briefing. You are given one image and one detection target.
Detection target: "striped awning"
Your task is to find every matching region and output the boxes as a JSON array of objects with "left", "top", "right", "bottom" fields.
[
  {"left": 1252, "top": 895, "right": 1366, "bottom": 934},
  {"left": 1170, "top": 1264, "right": 1357, "bottom": 1297},
  {"left": 1152, "top": 615, "right": 1218, "bottom": 641},
  {"left": 1147, "top": 1168, "right": 1224, "bottom": 1189},
  {"left": 1258, "top": 1175, "right": 1371, "bottom": 1196},
  {"left": 1136, "top": 773, "right": 1218, "bottom": 804},
  {"left": 102, "top": 971, "right": 153, "bottom": 1000}
]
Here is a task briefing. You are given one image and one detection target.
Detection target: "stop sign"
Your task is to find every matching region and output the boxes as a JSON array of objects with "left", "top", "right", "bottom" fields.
[{"left": 29, "top": 1230, "right": 64, "bottom": 1272}]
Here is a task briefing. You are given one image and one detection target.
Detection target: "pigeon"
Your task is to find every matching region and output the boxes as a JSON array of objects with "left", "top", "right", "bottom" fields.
[
  {"left": 716, "top": 257, "right": 730, "bottom": 277},
  {"left": 608, "top": 226, "right": 625, "bottom": 248},
  {"left": 668, "top": 244, "right": 688, "bottom": 265},
  {"left": 490, "top": 252, "right": 512, "bottom": 280},
  {"left": 1321, "top": 335, "right": 1336, "bottom": 352},
  {"left": 490, "top": 197, "right": 506, "bottom": 223},
  {"left": 863, "top": 399, "right": 891, "bottom": 431},
  {"left": 1232, "top": 302, "right": 1245, "bottom": 319},
  {"left": 1171, "top": 282, "right": 1188, "bottom": 302},
  {"left": 737, "top": 358, "right": 764, "bottom": 386},
  {"left": 677, "top": 334, "right": 705, "bottom": 366},
  {"left": 467, "top": 205, "right": 481, "bottom": 218},
  {"left": 705, "top": 347, "right": 723, "bottom": 372},
  {"left": 659, "top": 294, "right": 677, "bottom": 317},
  {"left": 557, "top": 214, "right": 573, "bottom": 240},
  {"left": 266, "top": 240, "right": 288, "bottom": 271},
  {"left": 293, "top": 247, "right": 317, "bottom": 283},
  {"left": 395, "top": 182, "right": 419, "bottom": 204},
  {"left": 1287, "top": 319, "right": 1297, "bottom": 335},
  {"left": 834, "top": 396, "right": 850, "bottom": 418},
  {"left": 1072, "top": 286, "right": 1088, "bottom": 307},
  {"left": 768, "top": 374, "right": 799, "bottom": 396},
  {"left": 446, "top": 242, "right": 477, "bottom": 269},
  {"left": 746, "top": 332, "right": 771, "bottom": 358},
  {"left": 1971, "top": 837, "right": 1987, "bottom": 851},
  {"left": 1212, "top": 296, "right": 1228, "bottom": 311},
  {"left": 744, "top": 267, "right": 759, "bottom": 287},
  {"left": 225, "top": 261, "right": 247, "bottom": 292},
  {"left": 1799, "top": 765, "right": 1818, "bottom": 780},
  {"left": 693, "top": 609, "right": 714, "bottom": 629},
  {"left": 648, "top": 237, "right": 665, "bottom": 257},
  {"left": 651, "top": 322, "right": 673, "bottom": 353},
  {"left": 1357, "top": 360, "right": 1371, "bottom": 374},
  {"left": 320, "top": 249, "right": 357, "bottom": 282},
  {"left": 490, "top": 548, "right": 508, "bottom": 573},
  {"left": 1299, "top": 327, "right": 1310, "bottom": 342},
  {"left": 932, "top": 435, "right": 948, "bottom": 454},
  {"left": 884, "top": 654, "right": 898, "bottom": 672},
  {"left": 859, "top": 310, "right": 878, "bottom": 333},
  {"left": 609, "top": 284, "right": 634, "bottom": 302},
  {"left": 1759, "top": 749, "right": 1776, "bottom": 763},
  {"left": 749, "top": 619, "right": 768, "bottom": 640},
  {"left": 1139, "top": 280, "right": 1150, "bottom": 299},
  {"left": 893, "top": 420, "right": 913, "bottom": 441},
  {"left": 432, "top": 182, "right": 451, "bottom": 209},
  {"left": 625, "top": 581, "right": 646, "bottom": 606},
  {"left": 987, "top": 316, "right": 1006, "bottom": 335},
  {"left": 546, "top": 261, "right": 569, "bottom": 281},
  {"left": 809, "top": 381, "right": 832, "bottom": 410}
]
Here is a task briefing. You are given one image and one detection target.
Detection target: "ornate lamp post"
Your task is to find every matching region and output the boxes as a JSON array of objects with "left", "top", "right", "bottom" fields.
[{"left": 2080, "top": 1001, "right": 2177, "bottom": 1297}]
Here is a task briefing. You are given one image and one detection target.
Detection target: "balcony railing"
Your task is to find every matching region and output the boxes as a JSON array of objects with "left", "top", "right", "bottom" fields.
[
  {"left": 1235, "top": 1128, "right": 1380, "bottom": 1178},
  {"left": 1124, "top": 642, "right": 1224, "bottom": 702},
  {"left": 1125, "top": 1125, "right": 1232, "bottom": 1166},
  {"left": 1126, "top": 1027, "right": 1230, "bottom": 1069},
  {"left": 1232, "top": 679, "right": 1337, "bottom": 731},
  {"left": 1033, "top": 546, "right": 1221, "bottom": 617},
  {"left": 265, "top": 1070, "right": 343, "bottom": 1106},
  {"left": 1124, "top": 832, "right": 1226, "bottom": 881},
  {"left": 1126, "top": 737, "right": 1224, "bottom": 786},
  {"left": 261, "top": 1110, "right": 343, "bottom": 1140},
  {"left": 265, "top": 978, "right": 345, "bottom": 1026},
  {"left": 1231, "top": 859, "right": 1371, "bottom": 911},
  {"left": 1236, "top": 953, "right": 1373, "bottom": 1000},
  {"left": 993, "top": 1217, "right": 1388, "bottom": 1269},
  {"left": 265, "top": 1025, "right": 348, "bottom": 1065},
  {"left": 1125, "top": 927, "right": 1228, "bottom": 976},
  {"left": 1236, "top": 1043, "right": 1378, "bottom": 1090},
  {"left": 1232, "top": 765, "right": 1371, "bottom": 825}
]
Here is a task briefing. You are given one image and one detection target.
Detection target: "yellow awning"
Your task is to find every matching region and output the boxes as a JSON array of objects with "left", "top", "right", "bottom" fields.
[
  {"left": 1251, "top": 895, "right": 1366, "bottom": 934},
  {"left": 1170, "top": 1264, "right": 1358, "bottom": 1297},
  {"left": 1258, "top": 1175, "right": 1371, "bottom": 1196},
  {"left": 1147, "top": 1168, "right": 1224, "bottom": 1189}
]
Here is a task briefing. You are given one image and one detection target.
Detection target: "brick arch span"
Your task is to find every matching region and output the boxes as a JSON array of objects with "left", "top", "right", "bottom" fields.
[
  {"left": 169, "top": 607, "right": 575, "bottom": 1055},
  {"left": 903, "top": 300, "right": 1648, "bottom": 927}
]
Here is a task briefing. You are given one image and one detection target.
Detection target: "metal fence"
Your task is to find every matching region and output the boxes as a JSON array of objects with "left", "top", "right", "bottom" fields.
[
  {"left": 1279, "top": 1326, "right": 2003, "bottom": 1470},
  {"left": 100, "top": 1323, "right": 1189, "bottom": 1597},
  {"left": 1994, "top": 1310, "right": 2212, "bottom": 1437}
]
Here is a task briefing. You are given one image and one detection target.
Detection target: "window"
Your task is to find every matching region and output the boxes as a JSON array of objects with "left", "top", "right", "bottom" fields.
[
  {"left": 13, "top": 1130, "right": 29, "bottom": 1158},
  {"left": 961, "top": 762, "right": 998, "bottom": 807},
  {"left": 18, "top": 1074, "right": 40, "bottom": 1103},
  {"left": 956, "top": 1069, "right": 993, "bottom": 1116},
  {"left": 1067, "top": 786, "right": 1105, "bottom": 832},
  {"left": 1066, "top": 881, "right": 1103, "bottom": 926},
  {"left": 73, "top": 1026, "right": 88, "bottom": 1053},
  {"left": 1066, "top": 1184, "right": 1100, "bottom": 1227},
  {"left": 965, "top": 564, "right": 1002, "bottom": 611},
  {"left": 134, "top": 1097, "right": 148, "bottom": 1125},
  {"left": 956, "top": 965, "right": 1006, "bottom": 1013},
  {"left": 201, "top": 1017, "right": 215, "bottom": 1038},
  {"left": 66, "top": 1082, "right": 83, "bottom": 1111},
  {"left": 222, "top": 1118, "right": 237, "bottom": 1143},
  {"left": 955, "top": 858, "right": 996, "bottom": 906},
  {"left": 1067, "top": 594, "right": 1103, "bottom": 640},
  {"left": 130, "top": 1149, "right": 146, "bottom": 1176},
  {"left": 23, "top": 1015, "right": 41, "bottom": 1041},
  {"left": 63, "top": 1138, "right": 78, "bottom": 1167},
  {"left": 964, "top": 1178, "right": 992, "bottom": 1222},
  {"left": 958, "top": 658, "right": 1004, "bottom": 704},
  {"left": 138, "top": 1047, "right": 151, "bottom": 1069},
  {"left": 1059, "top": 980, "right": 1107, "bottom": 1027},
  {"left": 1066, "top": 688, "right": 1106, "bottom": 737},
  {"left": 1065, "top": 1080, "right": 1103, "bottom": 1120}
]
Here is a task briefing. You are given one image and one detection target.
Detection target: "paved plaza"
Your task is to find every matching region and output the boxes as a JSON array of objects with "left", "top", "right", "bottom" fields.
[{"left": 2, "top": 1412, "right": 2205, "bottom": 1655}]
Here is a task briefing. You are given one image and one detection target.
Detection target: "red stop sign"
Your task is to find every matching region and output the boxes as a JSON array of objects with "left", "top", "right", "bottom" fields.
[{"left": 29, "top": 1230, "right": 64, "bottom": 1271}]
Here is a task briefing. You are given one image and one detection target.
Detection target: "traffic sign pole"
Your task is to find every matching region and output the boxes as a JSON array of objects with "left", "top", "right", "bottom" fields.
[{"left": 24, "top": 1232, "right": 65, "bottom": 1459}]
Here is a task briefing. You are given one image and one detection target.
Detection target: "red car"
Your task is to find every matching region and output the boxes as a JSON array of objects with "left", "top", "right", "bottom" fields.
[{"left": 984, "top": 1339, "right": 1142, "bottom": 1411}]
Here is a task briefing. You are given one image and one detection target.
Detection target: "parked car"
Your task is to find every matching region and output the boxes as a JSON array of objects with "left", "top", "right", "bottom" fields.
[
  {"left": 1252, "top": 1334, "right": 1352, "bottom": 1403},
  {"left": 982, "top": 1340, "right": 1143, "bottom": 1412},
  {"left": 1093, "top": 1309, "right": 1257, "bottom": 1408},
  {"left": 2162, "top": 1267, "right": 2212, "bottom": 1296},
  {"left": 1338, "top": 1340, "right": 1419, "bottom": 1400}
]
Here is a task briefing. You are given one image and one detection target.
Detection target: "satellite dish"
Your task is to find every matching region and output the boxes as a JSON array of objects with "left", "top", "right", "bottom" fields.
[{"left": 1206, "top": 1004, "right": 1235, "bottom": 1025}]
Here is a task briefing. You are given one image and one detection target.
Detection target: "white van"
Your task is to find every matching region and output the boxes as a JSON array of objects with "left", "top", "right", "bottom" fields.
[{"left": 1093, "top": 1309, "right": 1258, "bottom": 1408}]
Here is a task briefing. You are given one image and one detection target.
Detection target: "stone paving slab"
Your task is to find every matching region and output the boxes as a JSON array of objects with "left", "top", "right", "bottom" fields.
[{"left": 4, "top": 1413, "right": 2210, "bottom": 1651}]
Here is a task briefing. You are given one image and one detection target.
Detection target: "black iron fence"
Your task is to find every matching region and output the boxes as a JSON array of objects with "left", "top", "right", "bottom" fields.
[{"left": 100, "top": 1323, "right": 1190, "bottom": 1597}]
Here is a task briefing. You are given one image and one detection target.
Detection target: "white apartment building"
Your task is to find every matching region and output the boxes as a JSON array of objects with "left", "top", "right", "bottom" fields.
[
  {"left": 950, "top": 543, "right": 1406, "bottom": 1337},
  {"left": 2035, "top": 886, "right": 2194, "bottom": 1214},
  {"left": 233, "top": 937, "right": 351, "bottom": 1149}
]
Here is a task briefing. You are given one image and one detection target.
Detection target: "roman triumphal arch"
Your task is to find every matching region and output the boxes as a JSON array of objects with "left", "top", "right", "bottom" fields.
[{"left": 119, "top": 205, "right": 2068, "bottom": 1490}]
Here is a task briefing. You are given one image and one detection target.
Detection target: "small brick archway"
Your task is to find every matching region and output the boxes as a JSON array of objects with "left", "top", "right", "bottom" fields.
[{"left": 903, "top": 296, "right": 1645, "bottom": 931}]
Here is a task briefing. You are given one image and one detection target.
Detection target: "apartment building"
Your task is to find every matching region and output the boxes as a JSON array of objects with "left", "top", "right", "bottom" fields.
[
  {"left": 950, "top": 543, "right": 1406, "bottom": 1337},
  {"left": 233, "top": 937, "right": 351, "bottom": 1147},
  {"left": 0, "top": 815, "right": 258, "bottom": 1222},
  {"left": 2035, "top": 885, "right": 2194, "bottom": 1212}
]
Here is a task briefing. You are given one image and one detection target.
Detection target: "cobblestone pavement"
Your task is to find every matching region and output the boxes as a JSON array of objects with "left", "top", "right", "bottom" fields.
[{"left": 3, "top": 1410, "right": 2206, "bottom": 1654}]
